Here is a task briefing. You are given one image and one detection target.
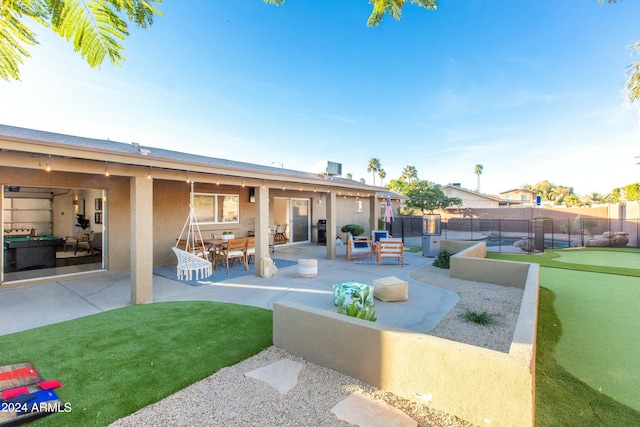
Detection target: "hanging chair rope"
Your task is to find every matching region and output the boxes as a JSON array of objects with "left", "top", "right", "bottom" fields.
[{"left": 172, "top": 182, "right": 212, "bottom": 280}]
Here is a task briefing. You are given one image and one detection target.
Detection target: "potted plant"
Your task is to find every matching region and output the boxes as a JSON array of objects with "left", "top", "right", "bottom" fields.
[{"left": 221, "top": 231, "right": 235, "bottom": 240}]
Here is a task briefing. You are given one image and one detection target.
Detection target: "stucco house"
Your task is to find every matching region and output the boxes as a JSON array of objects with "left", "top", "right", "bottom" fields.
[
  {"left": 500, "top": 188, "right": 537, "bottom": 205},
  {"left": 0, "top": 124, "right": 395, "bottom": 302},
  {"left": 441, "top": 184, "right": 505, "bottom": 209}
]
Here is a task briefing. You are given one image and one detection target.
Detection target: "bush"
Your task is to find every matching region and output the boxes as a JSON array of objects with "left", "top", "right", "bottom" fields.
[
  {"left": 460, "top": 308, "right": 494, "bottom": 325},
  {"left": 432, "top": 250, "right": 452, "bottom": 269},
  {"left": 341, "top": 224, "right": 364, "bottom": 236}
]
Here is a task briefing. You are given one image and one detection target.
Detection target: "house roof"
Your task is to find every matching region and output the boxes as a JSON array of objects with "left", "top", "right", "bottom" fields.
[
  {"left": 441, "top": 184, "right": 504, "bottom": 202},
  {"left": 376, "top": 190, "right": 408, "bottom": 201},
  {"left": 0, "top": 124, "right": 381, "bottom": 193},
  {"left": 499, "top": 188, "right": 536, "bottom": 195}
]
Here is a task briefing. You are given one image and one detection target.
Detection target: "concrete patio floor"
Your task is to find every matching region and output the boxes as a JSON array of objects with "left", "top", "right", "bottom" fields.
[{"left": 0, "top": 237, "right": 459, "bottom": 336}]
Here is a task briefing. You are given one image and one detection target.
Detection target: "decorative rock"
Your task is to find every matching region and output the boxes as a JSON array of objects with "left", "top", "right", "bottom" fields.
[
  {"left": 586, "top": 231, "right": 629, "bottom": 247},
  {"left": 513, "top": 239, "right": 535, "bottom": 252}
]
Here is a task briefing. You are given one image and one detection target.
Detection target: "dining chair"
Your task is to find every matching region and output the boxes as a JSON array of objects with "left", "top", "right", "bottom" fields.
[
  {"left": 214, "top": 238, "right": 248, "bottom": 274},
  {"left": 275, "top": 224, "right": 288, "bottom": 243},
  {"left": 246, "top": 236, "right": 255, "bottom": 264}
]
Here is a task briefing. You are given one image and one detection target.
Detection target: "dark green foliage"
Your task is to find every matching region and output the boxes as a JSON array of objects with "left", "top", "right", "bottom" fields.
[
  {"left": 336, "top": 297, "right": 377, "bottom": 322},
  {"left": 341, "top": 224, "right": 364, "bottom": 236},
  {"left": 460, "top": 308, "right": 493, "bottom": 325},
  {"left": 432, "top": 250, "right": 452, "bottom": 269}
]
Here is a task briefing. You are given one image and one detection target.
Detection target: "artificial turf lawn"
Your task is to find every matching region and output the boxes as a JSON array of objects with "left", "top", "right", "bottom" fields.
[
  {"left": 489, "top": 248, "right": 640, "bottom": 425},
  {"left": 542, "top": 268, "right": 640, "bottom": 411},
  {"left": 535, "top": 288, "right": 640, "bottom": 427},
  {"left": 0, "top": 301, "right": 273, "bottom": 426}
]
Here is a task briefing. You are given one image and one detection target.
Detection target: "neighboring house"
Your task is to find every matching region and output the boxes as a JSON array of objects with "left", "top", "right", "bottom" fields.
[
  {"left": 500, "top": 188, "right": 537, "bottom": 206},
  {"left": 442, "top": 184, "right": 505, "bottom": 209},
  {"left": 0, "top": 124, "right": 387, "bottom": 301}
]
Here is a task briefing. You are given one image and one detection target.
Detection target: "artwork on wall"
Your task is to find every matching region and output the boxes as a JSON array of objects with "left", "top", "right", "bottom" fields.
[
  {"left": 95, "top": 212, "right": 102, "bottom": 224},
  {"left": 95, "top": 198, "right": 102, "bottom": 211}
]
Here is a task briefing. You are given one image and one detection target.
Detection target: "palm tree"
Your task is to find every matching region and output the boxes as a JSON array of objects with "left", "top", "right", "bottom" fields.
[
  {"left": 549, "top": 185, "right": 573, "bottom": 205},
  {"left": 401, "top": 165, "right": 418, "bottom": 182},
  {"left": 582, "top": 192, "right": 611, "bottom": 206},
  {"left": 378, "top": 168, "right": 387, "bottom": 187},
  {"left": 359, "top": 178, "right": 366, "bottom": 184},
  {"left": 1, "top": 0, "right": 162, "bottom": 81},
  {"left": 474, "top": 164, "right": 483, "bottom": 192},
  {"left": 367, "top": 158, "right": 381, "bottom": 186},
  {"left": 266, "top": 0, "right": 437, "bottom": 28},
  {"left": 345, "top": 173, "right": 353, "bottom": 180}
]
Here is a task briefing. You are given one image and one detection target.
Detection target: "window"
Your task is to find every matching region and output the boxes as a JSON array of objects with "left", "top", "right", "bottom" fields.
[
  {"left": 356, "top": 200, "right": 363, "bottom": 213},
  {"left": 521, "top": 195, "right": 529, "bottom": 201},
  {"left": 194, "top": 193, "right": 239, "bottom": 224}
]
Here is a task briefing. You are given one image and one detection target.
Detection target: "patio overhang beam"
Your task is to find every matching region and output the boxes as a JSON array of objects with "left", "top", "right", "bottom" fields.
[{"left": 0, "top": 140, "right": 377, "bottom": 195}]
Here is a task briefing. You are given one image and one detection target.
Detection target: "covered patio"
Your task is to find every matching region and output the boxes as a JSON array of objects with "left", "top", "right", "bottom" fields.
[{"left": 0, "top": 238, "right": 458, "bottom": 336}]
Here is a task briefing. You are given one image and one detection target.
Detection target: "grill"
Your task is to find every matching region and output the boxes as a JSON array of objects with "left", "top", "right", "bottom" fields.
[{"left": 317, "top": 220, "right": 326, "bottom": 245}]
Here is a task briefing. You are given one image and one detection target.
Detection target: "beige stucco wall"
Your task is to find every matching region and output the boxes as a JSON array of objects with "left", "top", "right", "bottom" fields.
[
  {"left": 443, "top": 240, "right": 531, "bottom": 289},
  {"left": 274, "top": 240, "right": 538, "bottom": 426},
  {"left": 274, "top": 299, "right": 536, "bottom": 427}
]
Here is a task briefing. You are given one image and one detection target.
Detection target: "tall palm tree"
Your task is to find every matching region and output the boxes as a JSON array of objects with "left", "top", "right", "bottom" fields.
[
  {"left": 345, "top": 173, "right": 353, "bottom": 180},
  {"left": 367, "top": 158, "right": 381, "bottom": 186},
  {"left": 0, "top": 0, "right": 162, "bottom": 81},
  {"left": 378, "top": 168, "right": 387, "bottom": 187},
  {"left": 401, "top": 165, "right": 418, "bottom": 182},
  {"left": 474, "top": 164, "right": 483, "bottom": 192}
]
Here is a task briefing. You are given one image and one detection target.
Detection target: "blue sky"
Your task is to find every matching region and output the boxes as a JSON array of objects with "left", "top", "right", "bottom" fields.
[{"left": 1, "top": 1, "right": 639, "bottom": 196}]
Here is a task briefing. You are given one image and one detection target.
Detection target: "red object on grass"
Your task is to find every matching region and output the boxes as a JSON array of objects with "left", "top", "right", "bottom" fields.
[
  {"left": 37, "top": 380, "right": 63, "bottom": 390},
  {"left": 1, "top": 386, "right": 29, "bottom": 399}
]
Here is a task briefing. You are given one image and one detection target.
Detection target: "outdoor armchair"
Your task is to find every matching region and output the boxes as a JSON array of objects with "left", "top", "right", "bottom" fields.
[
  {"left": 371, "top": 230, "right": 389, "bottom": 244},
  {"left": 346, "top": 231, "right": 373, "bottom": 262},
  {"left": 376, "top": 238, "right": 404, "bottom": 266}
]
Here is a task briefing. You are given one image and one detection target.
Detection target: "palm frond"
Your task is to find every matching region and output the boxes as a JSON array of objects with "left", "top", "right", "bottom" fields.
[
  {"left": 47, "top": 0, "right": 129, "bottom": 67},
  {"left": 367, "top": 0, "right": 437, "bottom": 27},
  {"left": 626, "top": 41, "right": 640, "bottom": 104},
  {"left": 0, "top": 3, "right": 40, "bottom": 80},
  {"left": 104, "top": 0, "right": 162, "bottom": 28}
]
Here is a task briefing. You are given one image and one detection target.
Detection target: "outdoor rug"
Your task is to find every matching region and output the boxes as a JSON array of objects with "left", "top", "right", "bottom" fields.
[
  {"left": 0, "top": 362, "right": 65, "bottom": 426},
  {"left": 353, "top": 259, "right": 409, "bottom": 266},
  {"left": 154, "top": 258, "right": 297, "bottom": 286}
]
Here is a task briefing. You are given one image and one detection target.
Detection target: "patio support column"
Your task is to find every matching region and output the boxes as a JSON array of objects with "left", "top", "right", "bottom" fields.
[
  {"left": 370, "top": 195, "right": 378, "bottom": 233},
  {"left": 130, "top": 175, "right": 153, "bottom": 304},
  {"left": 254, "top": 185, "right": 270, "bottom": 275},
  {"left": 325, "top": 191, "right": 337, "bottom": 260}
]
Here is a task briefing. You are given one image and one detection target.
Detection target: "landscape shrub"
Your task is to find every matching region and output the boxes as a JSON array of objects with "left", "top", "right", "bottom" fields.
[
  {"left": 341, "top": 224, "right": 364, "bottom": 236},
  {"left": 432, "top": 250, "right": 452, "bottom": 269}
]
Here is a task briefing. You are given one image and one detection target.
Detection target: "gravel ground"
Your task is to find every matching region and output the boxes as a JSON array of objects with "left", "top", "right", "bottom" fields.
[
  {"left": 412, "top": 265, "right": 524, "bottom": 353},
  {"left": 110, "top": 266, "right": 523, "bottom": 427}
]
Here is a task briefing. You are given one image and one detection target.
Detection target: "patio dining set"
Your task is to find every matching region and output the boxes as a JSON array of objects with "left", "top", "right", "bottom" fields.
[{"left": 176, "top": 235, "right": 256, "bottom": 275}]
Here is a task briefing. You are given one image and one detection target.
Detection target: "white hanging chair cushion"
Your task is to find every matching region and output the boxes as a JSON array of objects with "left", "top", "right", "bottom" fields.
[{"left": 172, "top": 247, "right": 213, "bottom": 281}]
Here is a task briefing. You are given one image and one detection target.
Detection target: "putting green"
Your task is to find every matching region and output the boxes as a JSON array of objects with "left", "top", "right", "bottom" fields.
[
  {"left": 553, "top": 249, "right": 640, "bottom": 269},
  {"left": 541, "top": 266, "right": 640, "bottom": 411}
]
